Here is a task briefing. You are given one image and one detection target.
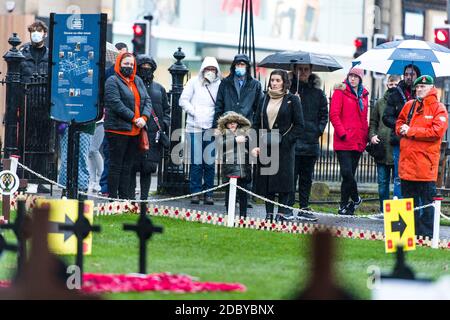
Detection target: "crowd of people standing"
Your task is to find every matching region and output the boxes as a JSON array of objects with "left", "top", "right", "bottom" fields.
[{"left": 18, "top": 20, "right": 447, "bottom": 239}]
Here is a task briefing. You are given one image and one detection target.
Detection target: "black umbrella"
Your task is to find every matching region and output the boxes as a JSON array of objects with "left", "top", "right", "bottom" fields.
[
  {"left": 259, "top": 50, "right": 343, "bottom": 72},
  {"left": 259, "top": 51, "right": 343, "bottom": 92}
]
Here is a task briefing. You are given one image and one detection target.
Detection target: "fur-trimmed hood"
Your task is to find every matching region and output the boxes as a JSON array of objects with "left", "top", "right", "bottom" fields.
[
  {"left": 289, "top": 73, "right": 322, "bottom": 89},
  {"left": 217, "top": 111, "right": 251, "bottom": 134}
]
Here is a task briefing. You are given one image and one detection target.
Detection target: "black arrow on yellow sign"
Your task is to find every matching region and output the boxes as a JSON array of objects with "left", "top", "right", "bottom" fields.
[
  {"left": 48, "top": 214, "right": 75, "bottom": 242},
  {"left": 391, "top": 213, "right": 407, "bottom": 238}
]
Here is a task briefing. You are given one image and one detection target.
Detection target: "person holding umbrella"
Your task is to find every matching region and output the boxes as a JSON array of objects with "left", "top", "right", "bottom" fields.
[
  {"left": 330, "top": 67, "right": 369, "bottom": 215},
  {"left": 258, "top": 50, "right": 341, "bottom": 220},
  {"left": 382, "top": 64, "right": 421, "bottom": 198},
  {"left": 286, "top": 64, "right": 328, "bottom": 221}
]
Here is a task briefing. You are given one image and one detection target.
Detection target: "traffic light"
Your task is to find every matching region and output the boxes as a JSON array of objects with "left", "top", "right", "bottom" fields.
[
  {"left": 434, "top": 27, "right": 450, "bottom": 48},
  {"left": 373, "top": 33, "right": 388, "bottom": 48},
  {"left": 132, "top": 22, "right": 148, "bottom": 54},
  {"left": 353, "top": 35, "right": 368, "bottom": 59}
]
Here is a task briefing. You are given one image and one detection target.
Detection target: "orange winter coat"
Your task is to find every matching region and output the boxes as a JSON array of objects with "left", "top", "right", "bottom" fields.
[{"left": 395, "top": 88, "right": 448, "bottom": 181}]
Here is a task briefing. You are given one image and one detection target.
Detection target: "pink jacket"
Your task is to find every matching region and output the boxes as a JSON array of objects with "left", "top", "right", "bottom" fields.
[{"left": 330, "top": 82, "right": 369, "bottom": 152}]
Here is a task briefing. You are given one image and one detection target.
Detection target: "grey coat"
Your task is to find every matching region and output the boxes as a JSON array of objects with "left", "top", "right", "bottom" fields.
[{"left": 104, "top": 74, "right": 152, "bottom": 132}]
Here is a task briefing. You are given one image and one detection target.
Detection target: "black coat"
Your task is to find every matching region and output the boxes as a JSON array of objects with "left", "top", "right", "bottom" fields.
[
  {"left": 144, "top": 80, "right": 171, "bottom": 163},
  {"left": 253, "top": 93, "right": 304, "bottom": 195},
  {"left": 382, "top": 80, "right": 415, "bottom": 146},
  {"left": 19, "top": 43, "right": 49, "bottom": 82},
  {"left": 104, "top": 74, "right": 152, "bottom": 132},
  {"left": 213, "top": 74, "right": 263, "bottom": 127},
  {"left": 290, "top": 74, "right": 328, "bottom": 157}
]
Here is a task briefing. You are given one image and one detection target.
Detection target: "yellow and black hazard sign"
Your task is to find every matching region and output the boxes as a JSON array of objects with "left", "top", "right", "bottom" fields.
[
  {"left": 383, "top": 198, "right": 416, "bottom": 253},
  {"left": 36, "top": 199, "right": 94, "bottom": 255}
]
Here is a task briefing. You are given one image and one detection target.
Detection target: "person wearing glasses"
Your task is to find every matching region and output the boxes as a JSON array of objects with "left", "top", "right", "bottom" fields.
[{"left": 368, "top": 74, "right": 401, "bottom": 217}]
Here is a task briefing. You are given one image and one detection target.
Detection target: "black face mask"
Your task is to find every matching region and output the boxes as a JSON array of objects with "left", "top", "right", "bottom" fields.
[
  {"left": 139, "top": 68, "right": 154, "bottom": 81},
  {"left": 120, "top": 66, "right": 133, "bottom": 78}
]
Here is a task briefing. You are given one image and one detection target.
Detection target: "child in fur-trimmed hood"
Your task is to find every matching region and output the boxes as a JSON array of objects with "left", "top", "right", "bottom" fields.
[{"left": 217, "top": 111, "right": 252, "bottom": 218}]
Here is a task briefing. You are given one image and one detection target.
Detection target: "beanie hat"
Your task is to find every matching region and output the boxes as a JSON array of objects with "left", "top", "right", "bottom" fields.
[
  {"left": 347, "top": 67, "right": 365, "bottom": 80},
  {"left": 233, "top": 54, "right": 250, "bottom": 65},
  {"left": 413, "top": 75, "right": 434, "bottom": 87}
]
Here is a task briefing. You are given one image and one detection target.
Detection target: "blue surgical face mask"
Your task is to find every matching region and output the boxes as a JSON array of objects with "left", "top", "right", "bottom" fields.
[{"left": 235, "top": 67, "right": 246, "bottom": 77}]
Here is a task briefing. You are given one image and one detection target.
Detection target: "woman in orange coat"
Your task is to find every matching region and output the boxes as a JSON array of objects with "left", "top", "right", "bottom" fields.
[
  {"left": 395, "top": 75, "right": 448, "bottom": 238},
  {"left": 104, "top": 53, "right": 152, "bottom": 199}
]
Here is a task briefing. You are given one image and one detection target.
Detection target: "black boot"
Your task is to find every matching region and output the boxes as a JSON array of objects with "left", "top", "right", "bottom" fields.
[{"left": 265, "top": 213, "right": 273, "bottom": 221}]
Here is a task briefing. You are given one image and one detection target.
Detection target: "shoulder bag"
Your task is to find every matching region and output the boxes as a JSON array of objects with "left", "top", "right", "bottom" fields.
[{"left": 151, "top": 109, "right": 170, "bottom": 149}]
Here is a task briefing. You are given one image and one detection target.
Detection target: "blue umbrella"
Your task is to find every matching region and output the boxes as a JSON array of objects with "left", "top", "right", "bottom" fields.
[{"left": 353, "top": 40, "right": 450, "bottom": 77}]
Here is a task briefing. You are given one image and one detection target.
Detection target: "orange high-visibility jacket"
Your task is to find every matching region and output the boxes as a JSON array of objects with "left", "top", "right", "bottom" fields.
[{"left": 395, "top": 88, "right": 448, "bottom": 181}]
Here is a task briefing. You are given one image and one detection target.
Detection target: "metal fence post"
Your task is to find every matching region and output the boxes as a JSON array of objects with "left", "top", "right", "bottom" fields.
[
  {"left": 159, "top": 48, "right": 189, "bottom": 195},
  {"left": 432, "top": 196, "right": 443, "bottom": 249},
  {"left": 227, "top": 177, "right": 238, "bottom": 227},
  {"left": 3, "top": 33, "right": 25, "bottom": 159}
]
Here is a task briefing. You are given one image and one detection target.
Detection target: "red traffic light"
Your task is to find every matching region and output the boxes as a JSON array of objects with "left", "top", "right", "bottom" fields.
[
  {"left": 133, "top": 24, "right": 144, "bottom": 36},
  {"left": 434, "top": 28, "right": 450, "bottom": 47},
  {"left": 354, "top": 39, "right": 363, "bottom": 48}
]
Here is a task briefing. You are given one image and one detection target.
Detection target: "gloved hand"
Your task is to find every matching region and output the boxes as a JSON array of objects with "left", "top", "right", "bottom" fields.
[{"left": 57, "top": 123, "right": 68, "bottom": 135}]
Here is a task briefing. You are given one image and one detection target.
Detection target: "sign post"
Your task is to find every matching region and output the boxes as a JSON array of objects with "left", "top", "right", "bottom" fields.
[
  {"left": 48, "top": 13, "right": 106, "bottom": 199},
  {"left": 384, "top": 198, "right": 416, "bottom": 253}
]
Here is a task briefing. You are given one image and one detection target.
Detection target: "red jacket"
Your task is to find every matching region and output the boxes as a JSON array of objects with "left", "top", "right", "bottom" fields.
[
  {"left": 395, "top": 88, "right": 448, "bottom": 181},
  {"left": 330, "top": 83, "right": 369, "bottom": 152}
]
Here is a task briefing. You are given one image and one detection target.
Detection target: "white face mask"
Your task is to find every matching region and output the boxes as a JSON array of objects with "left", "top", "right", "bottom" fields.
[
  {"left": 31, "top": 31, "right": 44, "bottom": 43},
  {"left": 204, "top": 70, "right": 217, "bottom": 83}
]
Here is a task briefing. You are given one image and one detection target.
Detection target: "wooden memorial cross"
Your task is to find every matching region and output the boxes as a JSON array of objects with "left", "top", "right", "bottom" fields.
[
  {"left": 1, "top": 157, "right": 28, "bottom": 222},
  {"left": 0, "top": 199, "right": 29, "bottom": 274},
  {"left": 58, "top": 200, "right": 101, "bottom": 285},
  {"left": 123, "top": 202, "right": 163, "bottom": 274}
]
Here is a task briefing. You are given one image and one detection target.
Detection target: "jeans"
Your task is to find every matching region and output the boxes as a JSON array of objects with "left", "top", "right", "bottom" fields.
[
  {"left": 106, "top": 132, "right": 139, "bottom": 199},
  {"left": 99, "top": 136, "right": 109, "bottom": 193},
  {"left": 376, "top": 163, "right": 394, "bottom": 213},
  {"left": 393, "top": 145, "right": 402, "bottom": 198},
  {"left": 58, "top": 129, "right": 92, "bottom": 191},
  {"left": 288, "top": 155, "right": 317, "bottom": 210},
  {"left": 401, "top": 180, "right": 436, "bottom": 238},
  {"left": 88, "top": 123, "right": 105, "bottom": 191},
  {"left": 336, "top": 151, "right": 361, "bottom": 207},
  {"left": 188, "top": 131, "right": 215, "bottom": 197}
]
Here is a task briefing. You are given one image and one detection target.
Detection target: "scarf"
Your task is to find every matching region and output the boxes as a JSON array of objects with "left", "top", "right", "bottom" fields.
[
  {"left": 346, "top": 79, "right": 364, "bottom": 112},
  {"left": 268, "top": 88, "right": 286, "bottom": 99},
  {"left": 267, "top": 89, "right": 286, "bottom": 129}
]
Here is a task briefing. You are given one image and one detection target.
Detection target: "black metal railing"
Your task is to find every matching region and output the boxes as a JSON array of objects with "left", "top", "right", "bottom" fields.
[{"left": 18, "top": 74, "right": 58, "bottom": 184}]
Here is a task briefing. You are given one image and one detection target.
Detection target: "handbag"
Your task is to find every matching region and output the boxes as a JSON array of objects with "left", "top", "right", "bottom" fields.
[
  {"left": 366, "top": 140, "right": 385, "bottom": 162},
  {"left": 151, "top": 109, "right": 170, "bottom": 149},
  {"left": 138, "top": 126, "right": 150, "bottom": 153}
]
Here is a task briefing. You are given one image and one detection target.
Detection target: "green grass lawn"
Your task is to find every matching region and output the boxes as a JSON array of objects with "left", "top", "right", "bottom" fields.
[{"left": 1, "top": 213, "right": 449, "bottom": 300}]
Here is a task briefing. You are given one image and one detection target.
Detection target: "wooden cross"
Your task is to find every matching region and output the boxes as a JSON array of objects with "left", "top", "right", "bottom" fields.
[
  {"left": 0, "top": 232, "right": 17, "bottom": 256},
  {"left": 123, "top": 202, "right": 163, "bottom": 274},
  {"left": 58, "top": 200, "right": 101, "bottom": 285},
  {"left": 0, "top": 199, "right": 29, "bottom": 275}
]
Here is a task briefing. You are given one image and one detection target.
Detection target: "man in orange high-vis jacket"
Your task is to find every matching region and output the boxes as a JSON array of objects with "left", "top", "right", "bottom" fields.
[{"left": 395, "top": 75, "right": 448, "bottom": 238}]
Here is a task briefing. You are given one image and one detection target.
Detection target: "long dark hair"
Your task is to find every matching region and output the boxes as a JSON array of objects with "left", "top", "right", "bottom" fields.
[{"left": 269, "top": 69, "right": 291, "bottom": 92}]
